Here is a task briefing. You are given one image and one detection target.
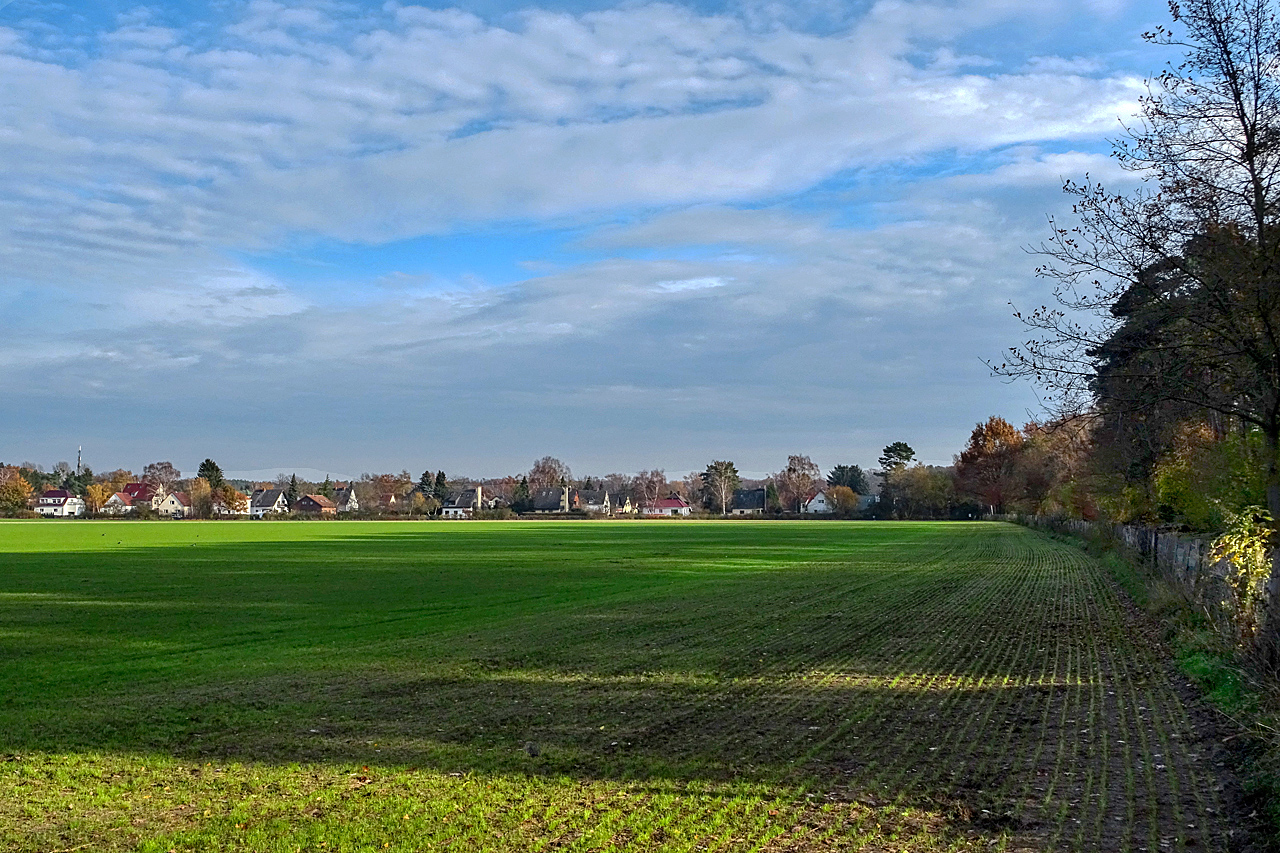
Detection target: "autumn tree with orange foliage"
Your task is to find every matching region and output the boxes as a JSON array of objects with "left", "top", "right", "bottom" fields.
[{"left": 954, "top": 417, "right": 1024, "bottom": 514}]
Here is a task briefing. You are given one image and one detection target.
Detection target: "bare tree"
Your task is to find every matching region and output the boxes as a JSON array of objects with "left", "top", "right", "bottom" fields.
[
  {"left": 142, "top": 461, "right": 181, "bottom": 493},
  {"left": 602, "top": 473, "right": 635, "bottom": 501},
  {"left": 775, "top": 455, "right": 820, "bottom": 513},
  {"left": 635, "top": 469, "right": 667, "bottom": 509},
  {"left": 528, "top": 456, "right": 572, "bottom": 491},
  {"left": 999, "top": 0, "right": 1280, "bottom": 519}
]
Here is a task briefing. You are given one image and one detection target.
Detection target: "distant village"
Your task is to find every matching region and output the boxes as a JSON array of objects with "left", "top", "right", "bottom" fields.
[
  {"left": 0, "top": 453, "right": 888, "bottom": 520},
  {"left": 4, "top": 421, "right": 1048, "bottom": 522}
]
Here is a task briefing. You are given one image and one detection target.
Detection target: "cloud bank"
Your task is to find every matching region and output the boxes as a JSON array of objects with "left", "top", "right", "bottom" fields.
[{"left": 0, "top": 0, "right": 1151, "bottom": 475}]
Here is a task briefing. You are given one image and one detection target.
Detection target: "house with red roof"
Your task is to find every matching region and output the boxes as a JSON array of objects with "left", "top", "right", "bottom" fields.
[
  {"left": 641, "top": 495, "right": 693, "bottom": 517},
  {"left": 158, "top": 491, "right": 192, "bottom": 518},
  {"left": 102, "top": 492, "right": 135, "bottom": 515}
]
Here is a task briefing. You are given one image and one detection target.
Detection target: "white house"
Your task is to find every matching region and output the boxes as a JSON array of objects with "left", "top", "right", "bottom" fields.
[
  {"left": 642, "top": 495, "right": 693, "bottom": 517},
  {"left": 730, "top": 488, "right": 767, "bottom": 515},
  {"left": 36, "top": 489, "right": 85, "bottom": 517},
  {"left": 158, "top": 491, "right": 192, "bottom": 518},
  {"left": 802, "top": 491, "right": 834, "bottom": 514},
  {"left": 333, "top": 485, "right": 358, "bottom": 513},
  {"left": 441, "top": 486, "right": 482, "bottom": 519},
  {"left": 250, "top": 489, "right": 289, "bottom": 518},
  {"left": 102, "top": 492, "right": 135, "bottom": 515}
]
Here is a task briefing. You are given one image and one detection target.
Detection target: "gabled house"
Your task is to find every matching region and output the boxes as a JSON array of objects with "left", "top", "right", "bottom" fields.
[
  {"left": 441, "top": 486, "right": 482, "bottom": 519},
  {"left": 730, "top": 488, "right": 767, "bottom": 516},
  {"left": 642, "top": 495, "right": 693, "bottom": 517},
  {"left": 802, "top": 491, "right": 833, "bottom": 514},
  {"left": 122, "top": 482, "right": 162, "bottom": 510},
  {"left": 530, "top": 486, "right": 569, "bottom": 513},
  {"left": 36, "top": 489, "right": 85, "bottom": 517},
  {"left": 294, "top": 494, "right": 337, "bottom": 516},
  {"left": 567, "top": 489, "right": 631, "bottom": 515},
  {"left": 251, "top": 489, "right": 289, "bottom": 518},
  {"left": 102, "top": 492, "right": 135, "bottom": 515},
  {"left": 158, "top": 491, "right": 192, "bottom": 518},
  {"left": 570, "top": 489, "right": 608, "bottom": 513},
  {"left": 333, "top": 484, "right": 358, "bottom": 513}
]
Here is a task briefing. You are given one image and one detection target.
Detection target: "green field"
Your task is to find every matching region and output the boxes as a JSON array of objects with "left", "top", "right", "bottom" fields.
[{"left": 0, "top": 521, "right": 1232, "bottom": 851}]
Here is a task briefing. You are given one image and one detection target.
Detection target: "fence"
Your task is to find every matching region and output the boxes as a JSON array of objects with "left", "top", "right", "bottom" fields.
[{"left": 1009, "top": 514, "right": 1280, "bottom": 668}]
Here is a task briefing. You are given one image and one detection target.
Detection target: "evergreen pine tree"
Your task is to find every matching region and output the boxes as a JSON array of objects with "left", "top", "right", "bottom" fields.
[
  {"left": 419, "top": 470, "right": 433, "bottom": 494},
  {"left": 433, "top": 471, "right": 448, "bottom": 502},
  {"left": 287, "top": 474, "right": 299, "bottom": 505}
]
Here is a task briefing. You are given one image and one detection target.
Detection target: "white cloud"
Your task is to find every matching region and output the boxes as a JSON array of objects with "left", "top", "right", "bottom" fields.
[
  {"left": 0, "top": 0, "right": 1149, "bottom": 470},
  {"left": 0, "top": 0, "right": 1143, "bottom": 281},
  {"left": 654, "top": 276, "right": 731, "bottom": 292}
]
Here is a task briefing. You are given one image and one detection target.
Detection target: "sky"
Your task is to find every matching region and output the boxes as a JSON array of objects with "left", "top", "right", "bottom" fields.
[{"left": 0, "top": 0, "right": 1169, "bottom": 479}]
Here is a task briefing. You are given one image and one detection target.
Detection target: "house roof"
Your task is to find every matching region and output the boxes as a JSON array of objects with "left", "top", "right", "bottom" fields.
[
  {"left": 443, "top": 490, "right": 477, "bottom": 508},
  {"left": 731, "top": 488, "right": 766, "bottom": 510},
  {"left": 653, "top": 496, "right": 691, "bottom": 509},
  {"left": 41, "top": 489, "right": 72, "bottom": 500},
  {"left": 168, "top": 492, "right": 191, "bottom": 507},
  {"left": 531, "top": 488, "right": 564, "bottom": 510},
  {"left": 251, "top": 489, "right": 287, "bottom": 508},
  {"left": 109, "top": 492, "right": 134, "bottom": 506},
  {"left": 299, "top": 494, "right": 336, "bottom": 509},
  {"left": 122, "top": 482, "right": 156, "bottom": 500}
]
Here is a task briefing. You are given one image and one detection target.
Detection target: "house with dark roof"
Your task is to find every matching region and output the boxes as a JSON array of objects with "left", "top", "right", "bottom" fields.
[
  {"left": 294, "top": 494, "right": 337, "bottom": 516},
  {"left": 36, "top": 489, "right": 85, "bottom": 517},
  {"left": 251, "top": 489, "right": 289, "bottom": 518},
  {"left": 333, "top": 485, "right": 358, "bottom": 513},
  {"left": 530, "top": 486, "right": 569, "bottom": 513},
  {"left": 730, "top": 488, "right": 767, "bottom": 515},
  {"left": 441, "top": 486, "right": 483, "bottom": 519},
  {"left": 570, "top": 489, "right": 608, "bottom": 513}
]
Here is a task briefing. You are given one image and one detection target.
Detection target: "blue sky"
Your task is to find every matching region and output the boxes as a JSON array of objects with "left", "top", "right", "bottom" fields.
[{"left": 0, "top": 0, "right": 1168, "bottom": 479}]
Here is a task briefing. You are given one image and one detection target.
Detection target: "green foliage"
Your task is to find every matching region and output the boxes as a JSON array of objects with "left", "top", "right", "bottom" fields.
[
  {"left": 286, "top": 474, "right": 299, "bottom": 504},
  {"left": 197, "top": 459, "right": 225, "bottom": 490},
  {"left": 319, "top": 476, "right": 335, "bottom": 499},
  {"left": 432, "top": 471, "right": 448, "bottom": 502},
  {"left": 1211, "top": 507, "right": 1275, "bottom": 643},
  {"left": 877, "top": 442, "right": 915, "bottom": 471},
  {"left": 700, "top": 460, "right": 740, "bottom": 514},
  {"left": 512, "top": 476, "right": 531, "bottom": 512},
  {"left": 827, "top": 464, "right": 869, "bottom": 493},
  {"left": 1153, "top": 426, "right": 1267, "bottom": 530}
]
